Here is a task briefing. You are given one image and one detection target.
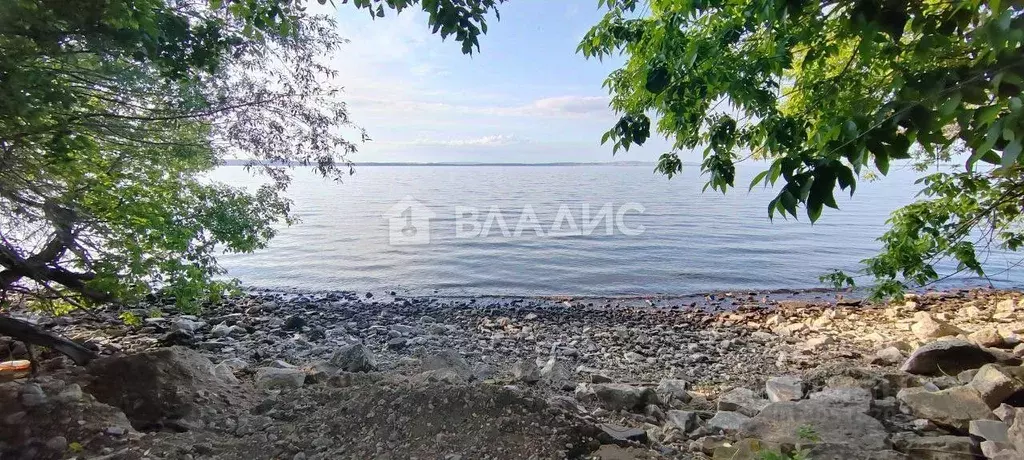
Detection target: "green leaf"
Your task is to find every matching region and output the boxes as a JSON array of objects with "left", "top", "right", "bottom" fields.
[
  {"left": 874, "top": 153, "right": 890, "bottom": 175},
  {"left": 645, "top": 64, "right": 670, "bottom": 94},
  {"left": 939, "top": 93, "right": 961, "bottom": 116},
  {"left": 780, "top": 190, "right": 798, "bottom": 217},
  {"left": 1002, "top": 140, "right": 1022, "bottom": 168},
  {"left": 807, "top": 198, "right": 823, "bottom": 223},
  {"left": 749, "top": 169, "right": 770, "bottom": 191}
]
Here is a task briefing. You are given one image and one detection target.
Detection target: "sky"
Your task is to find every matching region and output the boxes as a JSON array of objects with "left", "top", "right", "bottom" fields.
[{"left": 321, "top": 0, "right": 676, "bottom": 163}]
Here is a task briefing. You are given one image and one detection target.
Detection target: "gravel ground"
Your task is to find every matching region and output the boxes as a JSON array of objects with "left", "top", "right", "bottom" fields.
[{"left": 3, "top": 287, "right": 1023, "bottom": 459}]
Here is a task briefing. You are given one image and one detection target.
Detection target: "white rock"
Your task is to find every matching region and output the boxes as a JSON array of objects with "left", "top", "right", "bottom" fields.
[{"left": 765, "top": 376, "right": 804, "bottom": 402}]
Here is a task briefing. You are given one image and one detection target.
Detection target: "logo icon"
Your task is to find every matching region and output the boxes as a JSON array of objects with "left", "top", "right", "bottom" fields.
[{"left": 385, "top": 196, "right": 436, "bottom": 245}]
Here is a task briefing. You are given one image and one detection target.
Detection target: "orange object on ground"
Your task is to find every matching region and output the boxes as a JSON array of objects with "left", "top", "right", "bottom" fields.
[{"left": 0, "top": 360, "right": 31, "bottom": 372}]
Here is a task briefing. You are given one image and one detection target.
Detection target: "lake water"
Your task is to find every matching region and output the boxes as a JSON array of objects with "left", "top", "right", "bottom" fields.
[{"left": 210, "top": 164, "right": 1024, "bottom": 296}]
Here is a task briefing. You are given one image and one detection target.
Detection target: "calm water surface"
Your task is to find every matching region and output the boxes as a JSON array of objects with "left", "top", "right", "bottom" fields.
[{"left": 210, "top": 164, "right": 1024, "bottom": 296}]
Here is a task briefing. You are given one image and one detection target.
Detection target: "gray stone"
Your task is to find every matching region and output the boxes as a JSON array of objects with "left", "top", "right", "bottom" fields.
[
  {"left": 512, "top": 359, "right": 541, "bottom": 383},
  {"left": 269, "top": 359, "right": 295, "bottom": 369},
  {"left": 329, "top": 344, "right": 377, "bottom": 373},
  {"left": 390, "top": 324, "right": 420, "bottom": 336},
  {"left": 19, "top": 384, "right": 46, "bottom": 407},
  {"left": 386, "top": 337, "right": 407, "bottom": 349},
  {"left": 969, "top": 419, "right": 1009, "bottom": 443},
  {"left": 994, "top": 403, "right": 1017, "bottom": 424},
  {"left": 210, "top": 323, "right": 232, "bottom": 338},
  {"left": 899, "top": 435, "right": 977, "bottom": 460},
  {"left": 968, "top": 364, "right": 1024, "bottom": 408},
  {"left": 987, "top": 347, "right": 1024, "bottom": 366},
  {"left": 980, "top": 440, "right": 1016, "bottom": 459},
  {"left": 808, "top": 386, "right": 872, "bottom": 414},
  {"left": 219, "top": 357, "right": 248, "bottom": 371},
  {"left": 254, "top": 367, "right": 305, "bottom": 390},
  {"left": 471, "top": 363, "right": 495, "bottom": 381},
  {"left": 765, "top": 375, "right": 804, "bottom": 402},
  {"left": 956, "top": 369, "right": 979, "bottom": 385},
  {"left": 283, "top": 315, "right": 305, "bottom": 330},
  {"left": 901, "top": 339, "right": 1000, "bottom": 375},
  {"left": 213, "top": 363, "right": 239, "bottom": 384},
  {"left": 576, "top": 383, "right": 658, "bottom": 412},
  {"left": 871, "top": 346, "right": 905, "bottom": 365},
  {"left": 623, "top": 351, "right": 645, "bottom": 362},
  {"left": 105, "top": 426, "right": 127, "bottom": 436},
  {"left": 717, "top": 387, "right": 769, "bottom": 417},
  {"left": 422, "top": 351, "right": 472, "bottom": 380},
  {"left": 44, "top": 436, "right": 67, "bottom": 452},
  {"left": 912, "top": 418, "right": 939, "bottom": 431},
  {"left": 738, "top": 400, "right": 890, "bottom": 456},
  {"left": 656, "top": 379, "right": 691, "bottom": 406},
  {"left": 598, "top": 423, "right": 648, "bottom": 446},
  {"left": 705, "top": 411, "right": 749, "bottom": 435},
  {"left": 665, "top": 410, "right": 699, "bottom": 433},
  {"left": 969, "top": 327, "right": 1005, "bottom": 348},
  {"left": 538, "top": 357, "right": 574, "bottom": 390},
  {"left": 590, "top": 373, "right": 613, "bottom": 384},
  {"left": 897, "top": 386, "right": 995, "bottom": 432},
  {"left": 710, "top": 439, "right": 765, "bottom": 460},
  {"left": 546, "top": 395, "right": 582, "bottom": 413},
  {"left": 171, "top": 318, "right": 205, "bottom": 333},
  {"left": 56, "top": 384, "right": 82, "bottom": 402},
  {"left": 1009, "top": 408, "right": 1024, "bottom": 454},
  {"left": 911, "top": 313, "right": 965, "bottom": 341}
]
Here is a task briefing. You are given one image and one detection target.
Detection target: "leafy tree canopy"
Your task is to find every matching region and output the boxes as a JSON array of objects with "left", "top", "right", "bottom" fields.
[
  {"left": 580, "top": 0, "right": 1024, "bottom": 298},
  {"left": 0, "top": 0, "right": 502, "bottom": 312}
]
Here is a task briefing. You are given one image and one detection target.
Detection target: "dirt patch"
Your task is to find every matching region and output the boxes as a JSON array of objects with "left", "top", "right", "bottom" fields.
[
  {"left": 0, "top": 376, "right": 135, "bottom": 460},
  {"left": 134, "top": 377, "right": 607, "bottom": 459}
]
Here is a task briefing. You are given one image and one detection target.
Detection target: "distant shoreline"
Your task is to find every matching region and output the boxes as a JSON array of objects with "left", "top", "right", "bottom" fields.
[{"left": 220, "top": 160, "right": 659, "bottom": 167}]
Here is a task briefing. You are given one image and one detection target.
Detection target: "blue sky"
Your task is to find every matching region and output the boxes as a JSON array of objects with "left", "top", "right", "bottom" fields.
[{"left": 323, "top": 0, "right": 676, "bottom": 163}]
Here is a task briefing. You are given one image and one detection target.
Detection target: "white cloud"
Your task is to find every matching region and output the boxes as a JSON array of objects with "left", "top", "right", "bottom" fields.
[
  {"left": 395, "top": 134, "right": 528, "bottom": 147},
  {"left": 350, "top": 94, "right": 612, "bottom": 119},
  {"left": 521, "top": 96, "right": 610, "bottom": 116}
]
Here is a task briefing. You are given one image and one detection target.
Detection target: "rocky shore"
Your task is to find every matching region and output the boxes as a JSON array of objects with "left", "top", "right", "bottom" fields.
[{"left": 3, "top": 288, "right": 1024, "bottom": 459}]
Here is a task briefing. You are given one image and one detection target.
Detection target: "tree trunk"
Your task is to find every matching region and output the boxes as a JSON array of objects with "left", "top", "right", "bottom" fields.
[{"left": 0, "top": 316, "right": 96, "bottom": 365}]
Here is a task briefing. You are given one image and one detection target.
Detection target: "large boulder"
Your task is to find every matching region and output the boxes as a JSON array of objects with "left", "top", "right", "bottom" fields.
[
  {"left": 597, "top": 423, "right": 648, "bottom": 446},
  {"left": 512, "top": 359, "right": 541, "bottom": 384},
  {"left": 1010, "top": 408, "right": 1024, "bottom": 454},
  {"left": 897, "top": 386, "right": 996, "bottom": 432},
  {"left": 538, "top": 357, "right": 574, "bottom": 390},
  {"left": 665, "top": 410, "right": 699, "bottom": 432},
  {"left": 871, "top": 346, "right": 905, "bottom": 365},
  {"left": 896, "top": 435, "right": 978, "bottom": 460},
  {"left": 254, "top": 367, "right": 306, "bottom": 390},
  {"left": 656, "top": 379, "right": 692, "bottom": 406},
  {"left": 706, "top": 411, "right": 750, "bottom": 435},
  {"left": 969, "top": 419, "right": 1010, "bottom": 443},
  {"left": 765, "top": 375, "right": 804, "bottom": 402},
  {"left": 421, "top": 349, "right": 473, "bottom": 382},
  {"left": 85, "top": 346, "right": 238, "bottom": 430},
  {"left": 901, "top": 339, "right": 1000, "bottom": 375},
  {"left": 575, "top": 383, "right": 658, "bottom": 412},
  {"left": 329, "top": 343, "right": 377, "bottom": 373},
  {"left": 911, "top": 313, "right": 964, "bottom": 341},
  {"left": 738, "top": 400, "right": 892, "bottom": 459},
  {"left": 717, "top": 387, "right": 769, "bottom": 416},
  {"left": 969, "top": 327, "right": 1006, "bottom": 348},
  {"left": 808, "top": 386, "right": 873, "bottom": 414},
  {"left": 968, "top": 364, "right": 1024, "bottom": 408}
]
